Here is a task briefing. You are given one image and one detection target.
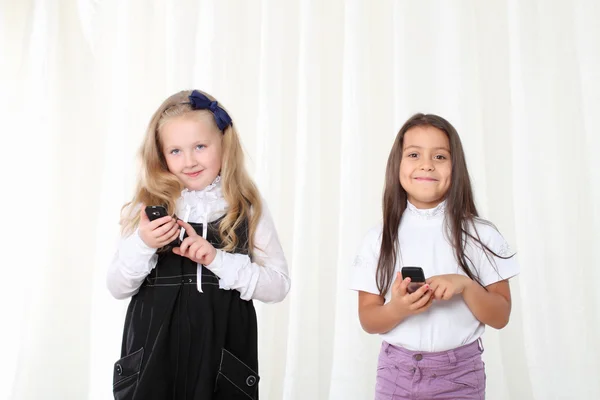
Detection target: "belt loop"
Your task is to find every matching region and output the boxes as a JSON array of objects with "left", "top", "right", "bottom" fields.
[
  {"left": 477, "top": 338, "right": 484, "bottom": 353},
  {"left": 382, "top": 341, "right": 390, "bottom": 354},
  {"left": 447, "top": 349, "right": 457, "bottom": 364}
]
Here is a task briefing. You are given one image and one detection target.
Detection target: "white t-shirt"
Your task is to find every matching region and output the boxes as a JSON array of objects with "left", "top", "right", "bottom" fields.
[{"left": 350, "top": 200, "right": 520, "bottom": 352}]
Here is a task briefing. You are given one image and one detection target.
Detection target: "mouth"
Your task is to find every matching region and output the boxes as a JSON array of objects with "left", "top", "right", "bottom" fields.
[
  {"left": 413, "top": 177, "right": 438, "bottom": 182},
  {"left": 184, "top": 170, "right": 203, "bottom": 178}
]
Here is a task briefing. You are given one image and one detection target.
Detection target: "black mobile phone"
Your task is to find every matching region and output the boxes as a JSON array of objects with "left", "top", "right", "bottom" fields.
[
  {"left": 144, "top": 206, "right": 181, "bottom": 246},
  {"left": 145, "top": 205, "right": 169, "bottom": 221},
  {"left": 401, "top": 266, "right": 426, "bottom": 294}
]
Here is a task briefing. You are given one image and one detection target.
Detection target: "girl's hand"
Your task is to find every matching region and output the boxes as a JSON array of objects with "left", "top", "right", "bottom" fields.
[
  {"left": 138, "top": 205, "right": 180, "bottom": 249},
  {"left": 172, "top": 220, "right": 217, "bottom": 265},
  {"left": 426, "top": 274, "right": 472, "bottom": 300},
  {"left": 389, "top": 272, "right": 433, "bottom": 318}
]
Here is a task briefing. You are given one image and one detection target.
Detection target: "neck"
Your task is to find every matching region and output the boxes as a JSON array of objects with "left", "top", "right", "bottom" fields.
[
  {"left": 183, "top": 175, "right": 222, "bottom": 193},
  {"left": 406, "top": 197, "right": 444, "bottom": 209}
]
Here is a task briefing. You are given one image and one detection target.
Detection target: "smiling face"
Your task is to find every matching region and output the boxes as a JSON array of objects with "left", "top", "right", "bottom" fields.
[
  {"left": 160, "top": 113, "right": 223, "bottom": 191},
  {"left": 399, "top": 125, "right": 452, "bottom": 209}
]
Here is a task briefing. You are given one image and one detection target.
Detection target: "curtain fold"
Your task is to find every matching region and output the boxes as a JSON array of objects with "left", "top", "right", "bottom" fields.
[{"left": 1, "top": 1, "right": 598, "bottom": 399}]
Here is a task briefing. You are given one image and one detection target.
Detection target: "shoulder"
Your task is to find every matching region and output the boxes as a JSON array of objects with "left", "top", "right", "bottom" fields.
[
  {"left": 119, "top": 202, "right": 144, "bottom": 235},
  {"left": 472, "top": 218, "right": 500, "bottom": 239},
  {"left": 123, "top": 202, "right": 143, "bottom": 218},
  {"left": 250, "top": 197, "right": 278, "bottom": 237},
  {"left": 250, "top": 196, "right": 270, "bottom": 221},
  {"left": 472, "top": 218, "right": 503, "bottom": 240},
  {"left": 357, "top": 222, "right": 384, "bottom": 254},
  {"left": 471, "top": 218, "right": 514, "bottom": 256},
  {"left": 351, "top": 223, "right": 383, "bottom": 275},
  {"left": 365, "top": 222, "right": 384, "bottom": 242}
]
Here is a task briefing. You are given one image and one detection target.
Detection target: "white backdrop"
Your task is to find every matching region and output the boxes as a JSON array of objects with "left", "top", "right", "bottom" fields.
[{"left": 1, "top": 0, "right": 599, "bottom": 399}]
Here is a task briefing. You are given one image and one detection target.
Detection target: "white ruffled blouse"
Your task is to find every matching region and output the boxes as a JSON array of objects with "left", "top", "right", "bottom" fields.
[{"left": 107, "top": 177, "right": 290, "bottom": 303}]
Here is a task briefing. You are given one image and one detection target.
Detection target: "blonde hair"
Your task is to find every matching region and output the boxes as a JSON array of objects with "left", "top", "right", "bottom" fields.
[{"left": 121, "top": 90, "right": 263, "bottom": 254}]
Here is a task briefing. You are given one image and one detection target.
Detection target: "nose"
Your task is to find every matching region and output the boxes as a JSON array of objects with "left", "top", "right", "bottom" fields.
[
  {"left": 419, "top": 159, "right": 434, "bottom": 171},
  {"left": 184, "top": 151, "right": 197, "bottom": 168}
]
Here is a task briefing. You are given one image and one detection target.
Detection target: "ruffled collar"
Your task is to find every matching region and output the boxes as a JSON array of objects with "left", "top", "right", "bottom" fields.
[
  {"left": 180, "top": 175, "right": 224, "bottom": 205},
  {"left": 405, "top": 200, "right": 446, "bottom": 219},
  {"left": 176, "top": 176, "right": 228, "bottom": 226}
]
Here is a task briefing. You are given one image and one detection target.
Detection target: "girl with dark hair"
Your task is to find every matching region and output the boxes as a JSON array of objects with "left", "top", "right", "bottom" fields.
[{"left": 350, "top": 113, "right": 519, "bottom": 399}]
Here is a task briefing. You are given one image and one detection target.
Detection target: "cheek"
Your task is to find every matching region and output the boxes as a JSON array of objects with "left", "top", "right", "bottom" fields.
[
  {"left": 163, "top": 154, "right": 177, "bottom": 172},
  {"left": 399, "top": 163, "right": 411, "bottom": 182},
  {"left": 441, "top": 167, "right": 452, "bottom": 185},
  {"left": 216, "top": 141, "right": 224, "bottom": 165},
  {"left": 207, "top": 147, "right": 222, "bottom": 170}
]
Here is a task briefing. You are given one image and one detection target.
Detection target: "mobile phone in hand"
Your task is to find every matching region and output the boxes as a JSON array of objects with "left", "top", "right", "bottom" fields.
[
  {"left": 145, "top": 205, "right": 169, "bottom": 221},
  {"left": 401, "top": 266, "right": 426, "bottom": 294},
  {"left": 144, "top": 205, "right": 180, "bottom": 246}
]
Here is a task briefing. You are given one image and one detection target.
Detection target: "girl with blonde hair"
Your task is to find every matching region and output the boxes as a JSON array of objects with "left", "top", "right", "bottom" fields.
[{"left": 108, "top": 90, "right": 290, "bottom": 400}]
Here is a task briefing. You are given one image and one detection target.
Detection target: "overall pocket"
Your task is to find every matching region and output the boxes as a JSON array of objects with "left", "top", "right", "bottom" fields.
[
  {"left": 215, "top": 348, "right": 259, "bottom": 400},
  {"left": 113, "top": 347, "right": 144, "bottom": 400}
]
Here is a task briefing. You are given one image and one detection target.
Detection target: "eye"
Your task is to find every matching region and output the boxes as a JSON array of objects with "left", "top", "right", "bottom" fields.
[
  {"left": 405, "top": 153, "right": 418, "bottom": 158},
  {"left": 434, "top": 154, "right": 447, "bottom": 160},
  {"left": 195, "top": 144, "right": 206, "bottom": 150},
  {"left": 170, "top": 149, "right": 180, "bottom": 155}
]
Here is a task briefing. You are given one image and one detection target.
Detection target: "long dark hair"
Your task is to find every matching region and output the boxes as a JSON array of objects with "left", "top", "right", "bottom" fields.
[{"left": 376, "top": 113, "right": 511, "bottom": 297}]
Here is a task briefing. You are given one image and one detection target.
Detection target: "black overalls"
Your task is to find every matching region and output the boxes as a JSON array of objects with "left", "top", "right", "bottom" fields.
[{"left": 112, "top": 219, "right": 259, "bottom": 400}]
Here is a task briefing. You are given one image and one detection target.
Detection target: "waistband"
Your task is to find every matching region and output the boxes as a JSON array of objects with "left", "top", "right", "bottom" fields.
[
  {"left": 382, "top": 338, "right": 484, "bottom": 365},
  {"left": 143, "top": 272, "right": 219, "bottom": 287}
]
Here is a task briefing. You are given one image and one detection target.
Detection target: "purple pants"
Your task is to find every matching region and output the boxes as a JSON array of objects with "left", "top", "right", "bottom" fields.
[{"left": 375, "top": 340, "right": 486, "bottom": 400}]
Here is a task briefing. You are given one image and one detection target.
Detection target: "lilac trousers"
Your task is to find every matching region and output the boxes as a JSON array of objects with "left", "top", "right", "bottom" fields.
[{"left": 375, "top": 340, "right": 486, "bottom": 400}]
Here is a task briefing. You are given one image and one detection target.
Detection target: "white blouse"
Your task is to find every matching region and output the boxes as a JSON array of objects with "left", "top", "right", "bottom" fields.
[
  {"left": 107, "top": 178, "right": 290, "bottom": 304},
  {"left": 350, "top": 200, "right": 520, "bottom": 352}
]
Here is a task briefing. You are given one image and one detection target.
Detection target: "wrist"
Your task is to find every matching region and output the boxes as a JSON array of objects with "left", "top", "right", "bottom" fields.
[
  {"left": 206, "top": 247, "right": 217, "bottom": 265},
  {"left": 133, "top": 229, "right": 159, "bottom": 252},
  {"left": 384, "top": 300, "right": 407, "bottom": 324},
  {"left": 205, "top": 249, "right": 223, "bottom": 270},
  {"left": 461, "top": 275, "right": 476, "bottom": 294},
  {"left": 136, "top": 229, "right": 158, "bottom": 249}
]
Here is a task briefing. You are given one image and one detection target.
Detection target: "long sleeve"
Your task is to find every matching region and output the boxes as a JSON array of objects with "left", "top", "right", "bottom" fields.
[
  {"left": 107, "top": 229, "right": 158, "bottom": 299},
  {"left": 204, "top": 201, "right": 290, "bottom": 303}
]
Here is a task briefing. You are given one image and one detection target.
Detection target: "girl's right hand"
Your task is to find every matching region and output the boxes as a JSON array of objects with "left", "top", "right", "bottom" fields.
[
  {"left": 389, "top": 272, "right": 433, "bottom": 318},
  {"left": 138, "top": 205, "right": 180, "bottom": 249}
]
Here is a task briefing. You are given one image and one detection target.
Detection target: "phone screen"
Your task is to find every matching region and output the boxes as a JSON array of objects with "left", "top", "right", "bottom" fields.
[{"left": 401, "top": 266, "right": 425, "bottom": 294}]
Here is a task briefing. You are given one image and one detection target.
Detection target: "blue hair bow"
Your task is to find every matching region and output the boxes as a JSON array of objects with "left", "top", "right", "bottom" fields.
[{"left": 188, "top": 90, "right": 232, "bottom": 131}]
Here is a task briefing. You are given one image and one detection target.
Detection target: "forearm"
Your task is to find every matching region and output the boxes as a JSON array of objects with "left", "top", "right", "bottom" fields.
[
  {"left": 462, "top": 280, "right": 511, "bottom": 329},
  {"left": 107, "top": 231, "right": 157, "bottom": 299},
  {"left": 359, "top": 302, "right": 406, "bottom": 334},
  {"left": 107, "top": 263, "right": 149, "bottom": 299},
  {"left": 206, "top": 250, "right": 290, "bottom": 303}
]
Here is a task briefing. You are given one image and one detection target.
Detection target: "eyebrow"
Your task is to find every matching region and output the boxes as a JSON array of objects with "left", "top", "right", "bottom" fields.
[
  {"left": 403, "top": 145, "right": 450, "bottom": 152},
  {"left": 162, "top": 144, "right": 179, "bottom": 151},
  {"left": 163, "top": 140, "right": 208, "bottom": 151}
]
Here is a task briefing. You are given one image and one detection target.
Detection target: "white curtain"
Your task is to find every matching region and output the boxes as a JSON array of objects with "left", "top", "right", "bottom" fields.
[{"left": 2, "top": 0, "right": 599, "bottom": 399}]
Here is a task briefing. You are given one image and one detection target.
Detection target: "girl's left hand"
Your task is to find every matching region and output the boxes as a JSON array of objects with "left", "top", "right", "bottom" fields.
[
  {"left": 426, "top": 274, "right": 472, "bottom": 300},
  {"left": 172, "top": 220, "right": 217, "bottom": 265}
]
